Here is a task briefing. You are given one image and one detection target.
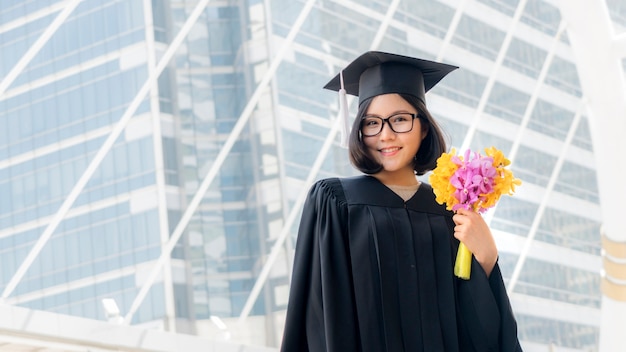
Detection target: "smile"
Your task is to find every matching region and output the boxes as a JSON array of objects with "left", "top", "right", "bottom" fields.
[{"left": 379, "top": 147, "right": 401, "bottom": 155}]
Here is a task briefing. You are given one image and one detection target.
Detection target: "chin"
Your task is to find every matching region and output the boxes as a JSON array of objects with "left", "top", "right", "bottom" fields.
[
  {"left": 382, "top": 163, "right": 414, "bottom": 174},
  {"left": 381, "top": 165, "right": 404, "bottom": 173}
]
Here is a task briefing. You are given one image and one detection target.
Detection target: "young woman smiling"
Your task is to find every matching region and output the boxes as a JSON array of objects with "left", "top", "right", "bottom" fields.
[{"left": 281, "top": 51, "right": 521, "bottom": 352}]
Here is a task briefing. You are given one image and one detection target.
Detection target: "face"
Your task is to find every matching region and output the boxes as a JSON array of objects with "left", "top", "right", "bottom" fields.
[{"left": 362, "top": 93, "right": 426, "bottom": 180}]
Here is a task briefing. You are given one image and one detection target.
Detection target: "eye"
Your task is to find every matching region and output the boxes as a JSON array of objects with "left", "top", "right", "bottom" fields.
[
  {"left": 391, "top": 114, "right": 409, "bottom": 122},
  {"left": 363, "top": 118, "right": 381, "bottom": 126}
]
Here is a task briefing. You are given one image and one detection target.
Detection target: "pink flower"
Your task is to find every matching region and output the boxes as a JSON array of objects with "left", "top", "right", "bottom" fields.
[
  {"left": 429, "top": 147, "right": 521, "bottom": 280},
  {"left": 448, "top": 150, "right": 496, "bottom": 213}
]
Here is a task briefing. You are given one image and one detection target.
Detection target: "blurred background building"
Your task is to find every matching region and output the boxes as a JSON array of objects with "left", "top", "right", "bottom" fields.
[{"left": 0, "top": 0, "right": 624, "bottom": 351}]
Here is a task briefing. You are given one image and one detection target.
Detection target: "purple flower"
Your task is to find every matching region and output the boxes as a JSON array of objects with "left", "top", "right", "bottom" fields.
[
  {"left": 477, "top": 156, "right": 495, "bottom": 194},
  {"left": 448, "top": 151, "right": 497, "bottom": 212}
]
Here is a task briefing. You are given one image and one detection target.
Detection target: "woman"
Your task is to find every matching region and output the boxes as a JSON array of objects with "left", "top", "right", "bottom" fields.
[{"left": 280, "top": 51, "right": 522, "bottom": 351}]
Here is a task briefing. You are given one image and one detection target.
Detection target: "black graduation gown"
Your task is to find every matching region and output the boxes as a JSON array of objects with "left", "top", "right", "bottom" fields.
[{"left": 281, "top": 176, "right": 522, "bottom": 352}]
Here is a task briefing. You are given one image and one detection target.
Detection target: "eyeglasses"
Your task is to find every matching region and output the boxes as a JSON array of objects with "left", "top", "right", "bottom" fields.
[{"left": 360, "top": 113, "right": 418, "bottom": 137}]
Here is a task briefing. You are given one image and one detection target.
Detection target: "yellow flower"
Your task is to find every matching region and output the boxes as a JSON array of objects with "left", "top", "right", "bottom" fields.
[
  {"left": 478, "top": 147, "right": 522, "bottom": 210},
  {"left": 430, "top": 146, "right": 522, "bottom": 280},
  {"left": 429, "top": 149, "right": 459, "bottom": 211},
  {"left": 485, "top": 146, "right": 510, "bottom": 167}
]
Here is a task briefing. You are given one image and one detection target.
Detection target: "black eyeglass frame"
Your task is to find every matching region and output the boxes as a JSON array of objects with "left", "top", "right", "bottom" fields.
[{"left": 360, "top": 112, "right": 419, "bottom": 137}]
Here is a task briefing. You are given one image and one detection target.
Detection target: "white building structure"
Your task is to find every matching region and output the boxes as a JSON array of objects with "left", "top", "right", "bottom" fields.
[{"left": 0, "top": 0, "right": 624, "bottom": 351}]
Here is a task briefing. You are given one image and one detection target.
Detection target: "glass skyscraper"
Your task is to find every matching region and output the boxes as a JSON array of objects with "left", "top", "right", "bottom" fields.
[{"left": 0, "top": 0, "right": 622, "bottom": 350}]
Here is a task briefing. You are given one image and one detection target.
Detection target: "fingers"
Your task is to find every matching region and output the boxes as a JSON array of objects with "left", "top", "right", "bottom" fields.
[
  {"left": 451, "top": 209, "right": 491, "bottom": 250},
  {"left": 451, "top": 209, "right": 498, "bottom": 275},
  {"left": 452, "top": 208, "right": 478, "bottom": 226}
]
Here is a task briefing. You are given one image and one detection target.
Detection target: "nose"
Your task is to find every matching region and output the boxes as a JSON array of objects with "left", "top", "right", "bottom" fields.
[{"left": 378, "top": 120, "right": 396, "bottom": 140}]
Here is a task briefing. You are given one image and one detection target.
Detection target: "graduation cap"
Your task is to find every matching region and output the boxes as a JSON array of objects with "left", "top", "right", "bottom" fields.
[{"left": 324, "top": 51, "right": 458, "bottom": 147}]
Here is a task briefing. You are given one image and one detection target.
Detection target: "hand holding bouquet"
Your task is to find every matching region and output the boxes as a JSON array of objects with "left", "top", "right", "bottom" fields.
[{"left": 429, "top": 147, "right": 521, "bottom": 279}]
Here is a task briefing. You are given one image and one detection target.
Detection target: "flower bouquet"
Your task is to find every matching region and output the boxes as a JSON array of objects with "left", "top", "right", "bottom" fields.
[{"left": 429, "top": 147, "right": 521, "bottom": 279}]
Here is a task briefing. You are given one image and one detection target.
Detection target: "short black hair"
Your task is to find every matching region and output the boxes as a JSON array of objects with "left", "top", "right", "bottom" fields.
[{"left": 348, "top": 94, "right": 447, "bottom": 176}]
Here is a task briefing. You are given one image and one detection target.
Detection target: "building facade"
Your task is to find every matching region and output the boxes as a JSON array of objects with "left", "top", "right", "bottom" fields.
[{"left": 0, "top": 0, "right": 623, "bottom": 350}]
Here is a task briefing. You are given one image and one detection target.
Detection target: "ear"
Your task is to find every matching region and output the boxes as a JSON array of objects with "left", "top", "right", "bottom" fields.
[{"left": 420, "top": 126, "right": 428, "bottom": 141}]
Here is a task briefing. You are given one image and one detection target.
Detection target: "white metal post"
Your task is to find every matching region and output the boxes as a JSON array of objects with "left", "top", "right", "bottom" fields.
[
  {"left": 506, "top": 102, "right": 584, "bottom": 294},
  {"left": 2, "top": 0, "right": 214, "bottom": 300},
  {"left": 557, "top": 1, "right": 626, "bottom": 350},
  {"left": 237, "top": 0, "right": 403, "bottom": 323},
  {"left": 459, "top": 0, "right": 528, "bottom": 152},
  {"left": 123, "top": 0, "right": 319, "bottom": 325},
  {"left": 0, "top": 0, "right": 83, "bottom": 97},
  {"left": 142, "top": 0, "right": 177, "bottom": 332}
]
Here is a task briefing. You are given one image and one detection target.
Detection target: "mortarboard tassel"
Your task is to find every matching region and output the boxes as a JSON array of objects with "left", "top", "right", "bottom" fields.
[{"left": 338, "top": 70, "right": 350, "bottom": 148}]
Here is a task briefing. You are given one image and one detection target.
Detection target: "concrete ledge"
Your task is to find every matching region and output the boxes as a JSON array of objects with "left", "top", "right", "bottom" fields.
[{"left": 0, "top": 304, "right": 277, "bottom": 352}]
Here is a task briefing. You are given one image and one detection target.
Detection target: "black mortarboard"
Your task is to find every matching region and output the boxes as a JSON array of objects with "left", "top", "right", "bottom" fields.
[{"left": 324, "top": 51, "right": 458, "bottom": 106}]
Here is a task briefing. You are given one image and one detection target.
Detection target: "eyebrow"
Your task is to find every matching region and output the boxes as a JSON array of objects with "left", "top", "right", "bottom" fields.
[{"left": 362, "top": 110, "right": 415, "bottom": 118}]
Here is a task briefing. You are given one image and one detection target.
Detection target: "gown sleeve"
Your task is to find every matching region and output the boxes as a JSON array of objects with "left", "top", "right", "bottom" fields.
[
  {"left": 456, "top": 256, "right": 523, "bottom": 352},
  {"left": 280, "top": 178, "right": 360, "bottom": 352}
]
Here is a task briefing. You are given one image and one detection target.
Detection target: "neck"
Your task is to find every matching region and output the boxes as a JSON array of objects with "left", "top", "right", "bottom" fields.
[{"left": 372, "top": 169, "right": 418, "bottom": 187}]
